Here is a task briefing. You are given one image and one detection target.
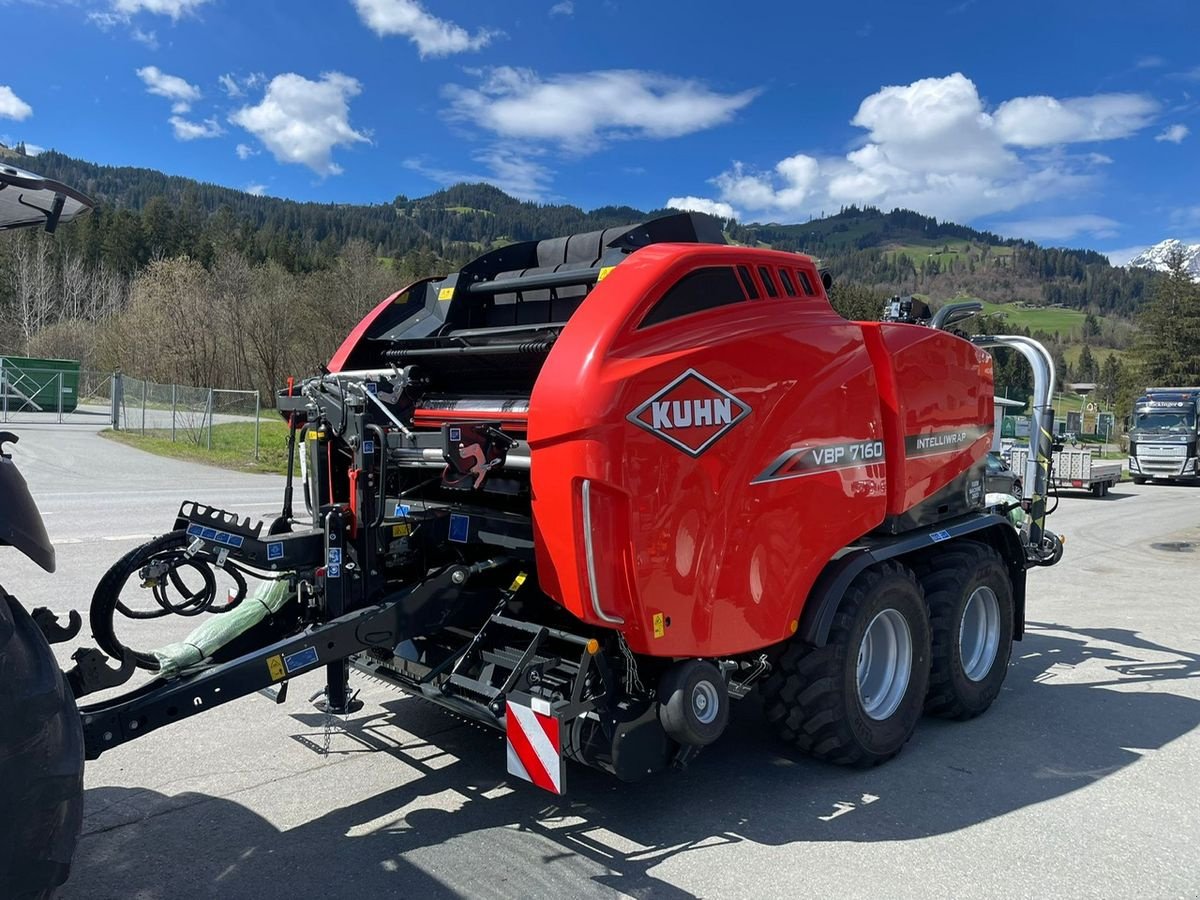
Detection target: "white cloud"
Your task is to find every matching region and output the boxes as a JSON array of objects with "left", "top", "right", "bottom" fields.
[
  {"left": 995, "top": 214, "right": 1120, "bottom": 242},
  {"left": 219, "top": 72, "right": 264, "bottom": 99},
  {"left": 23, "top": 143, "right": 46, "bottom": 156},
  {"left": 131, "top": 27, "right": 158, "bottom": 48},
  {"left": 245, "top": 183, "right": 267, "bottom": 196},
  {"left": 1104, "top": 245, "right": 1150, "bottom": 266},
  {"left": 112, "top": 0, "right": 211, "bottom": 19},
  {"left": 169, "top": 115, "right": 223, "bottom": 140},
  {"left": 670, "top": 73, "right": 1159, "bottom": 225},
  {"left": 230, "top": 72, "right": 369, "bottom": 175},
  {"left": 993, "top": 92, "right": 1159, "bottom": 146},
  {"left": 1156, "top": 123, "right": 1189, "bottom": 144},
  {"left": 550, "top": 1, "right": 574, "bottom": 14},
  {"left": 1136, "top": 55, "right": 1166, "bottom": 69},
  {"left": 0, "top": 86, "right": 33, "bottom": 121},
  {"left": 352, "top": 0, "right": 496, "bottom": 57},
  {"left": 665, "top": 196, "right": 737, "bottom": 220},
  {"left": 444, "top": 68, "right": 758, "bottom": 150},
  {"left": 137, "top": 66, "right": 201, "bottom": 112},
  {"left": 404, "top": 148, "right": 554, "bottom": 202},
  {"left": 235, "top": 142, "right": 259, "bottom": 160}
]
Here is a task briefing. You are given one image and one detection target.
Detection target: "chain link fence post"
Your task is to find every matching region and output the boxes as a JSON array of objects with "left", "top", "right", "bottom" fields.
[
  {"left": 254, "top": 392, "right": 261, "bottom": 461},
  {"left": 1, "top": 358, "right": 8, "bottom": 424},
  {"left": 141, "top": 379, "right": 147, "bottom": 435},
  {"left": 171, "top": 384, "right": 177, "bottom": 444},
  {"left": 56, "top": 372, "right": 63, "bottom": 424},
  {"left": 111, "top": 373, "right": 123, "bottom": 430},
  {"left": 206, "top": 389, "right": 214, "bottom": 450}
]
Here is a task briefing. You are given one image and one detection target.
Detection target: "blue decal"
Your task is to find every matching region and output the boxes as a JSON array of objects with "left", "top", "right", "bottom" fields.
[
  {"left": 449, "top": 514, "right": 470, "bottom": 543},
  {"left": 328, "top": 547, "right": 342, "bottom": 566},
  {"left": 362, "top": 439, "right": 375, "bottom": 455},
  {"left": 327, "top": 564, "right": 341, "bottom": 579},
  {"left": 394, "top": 503, "right": 410, "bottom": 517},
  {"left": 267, "top": 542, "right": 284, "bottom": 561},
  {"left": 283, "top": 645, "right": 319, "bottom": 674},
  {"left": 366, "top": 381, "right": 378, "bottom": 394},
  {"left": 930, "top": 530, "right": 951, "bottom": 543},
  {"left": 188, "top": 523, "right": 244, "bottom": 548},
  {"left": 449, "top": 427, "right": 461, "bottom": 442}
]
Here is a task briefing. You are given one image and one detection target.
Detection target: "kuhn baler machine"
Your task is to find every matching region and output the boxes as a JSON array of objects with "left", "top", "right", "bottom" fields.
[{"left": 49, "top": 213, "right": 1063, "bottom": 793}]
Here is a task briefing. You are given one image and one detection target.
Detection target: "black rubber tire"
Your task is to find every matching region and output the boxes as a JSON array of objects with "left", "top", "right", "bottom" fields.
[
  {"left": 1012, "top": 479, "right": 1022, "bottom": 500},
  {"left": 761, "top": 562, "right": 930, "bottom": 767},
  {"left": 915, "top": 541, "right": 1014, "bottom": 720},
  {"left": 657, "top": 660, "right": 729, "bottom": 747},
  {"left": 1133, "top": 477, "right": 1148, "bottom": 485},
  {"left": 0, "top": 589, "right": 84, "bottom": 900}
]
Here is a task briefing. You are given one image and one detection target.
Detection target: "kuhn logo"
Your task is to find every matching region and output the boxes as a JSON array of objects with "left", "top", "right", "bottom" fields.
[{"left": 627, "top": 369, "right": 750, "bottom": 456}]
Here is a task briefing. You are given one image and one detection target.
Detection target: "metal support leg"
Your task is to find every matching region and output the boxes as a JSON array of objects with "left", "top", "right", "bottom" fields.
[{"left": 314, "top": 506, "right": 362, "bottom": 715}]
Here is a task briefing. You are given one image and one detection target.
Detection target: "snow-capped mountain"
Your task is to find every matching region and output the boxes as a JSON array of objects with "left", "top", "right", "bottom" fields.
[{"left": 1127, "top": 239, "right": 1200, "bottom": 281}]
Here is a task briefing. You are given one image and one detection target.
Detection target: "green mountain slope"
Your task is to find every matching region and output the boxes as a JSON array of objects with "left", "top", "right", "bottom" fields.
[{"left": 3, "top": 146, "right": 1156, "bottom": 318}]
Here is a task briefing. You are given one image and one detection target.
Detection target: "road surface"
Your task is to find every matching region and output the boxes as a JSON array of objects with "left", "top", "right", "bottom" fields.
[{"left": 4, "top": 423, "right": 1197, "bottom": 899}]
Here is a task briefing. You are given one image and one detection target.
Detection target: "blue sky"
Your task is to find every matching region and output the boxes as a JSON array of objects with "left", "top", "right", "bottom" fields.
[{"left": 1, "top": 0, "right": 1197, "bottom": 261}]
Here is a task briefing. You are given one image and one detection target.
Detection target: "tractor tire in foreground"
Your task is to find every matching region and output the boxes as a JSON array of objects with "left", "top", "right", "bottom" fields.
[
  {"left": 915, "top": 541, "right": 1014, "bottom": 720},
  {"left": 761, "top": 562, "right": 931, "bottom": 767},
  {"left": 0, "top": 590, "right": 84, "bottom": 900}
]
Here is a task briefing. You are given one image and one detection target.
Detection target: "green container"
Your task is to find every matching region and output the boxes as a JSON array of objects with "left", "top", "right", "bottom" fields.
[{"left": 0, "top": 355, "right": 81, "bottom": 413}]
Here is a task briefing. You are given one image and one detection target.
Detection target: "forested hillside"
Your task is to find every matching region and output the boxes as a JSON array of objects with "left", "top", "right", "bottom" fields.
[{"left": 0, "top": 145, "right": 1166, "bottom": 405}]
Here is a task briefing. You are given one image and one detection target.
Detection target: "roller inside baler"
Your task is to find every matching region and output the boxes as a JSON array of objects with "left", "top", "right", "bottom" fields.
[{"left": 66, "top": 212, "right": 1063, "bottom": 792}]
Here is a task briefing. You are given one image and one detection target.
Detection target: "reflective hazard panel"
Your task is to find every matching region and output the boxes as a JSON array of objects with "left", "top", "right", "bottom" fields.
[{"left": 505, "top": 700, "right": 565, "bottom": 794}]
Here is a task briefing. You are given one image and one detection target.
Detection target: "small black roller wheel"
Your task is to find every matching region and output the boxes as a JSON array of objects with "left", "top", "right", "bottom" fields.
[
  {"left": 761, "top": 561, "right": 930, "bottom": 767},
  {"left": 915, "top": 541, "right": 1014, "bottom": 720},
  {"left": 0, "top": 589, "right": 84, "bottom": 899},
  {"left": 657, "top": 660, "right": 729, "bottom": 747}
]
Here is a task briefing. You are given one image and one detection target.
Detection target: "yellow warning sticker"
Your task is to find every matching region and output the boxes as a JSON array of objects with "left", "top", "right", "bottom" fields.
[
  {"left": 597, "top": 266, "right": 615, "bottom": 281},
  {"left": 509, "top": 571, "right": 528, "bottom": 592},
  {"left": 392, "top": 523, "right": 411, "bottom": 537},
  {"left": 438, "top": 287, "right": 455, "bottom": 301},
  {"left": 267, "top": 654, "right": 285, "bottom": 682},
  {"left": 652, "top": 612, "right": 665, "bottom": 638}
]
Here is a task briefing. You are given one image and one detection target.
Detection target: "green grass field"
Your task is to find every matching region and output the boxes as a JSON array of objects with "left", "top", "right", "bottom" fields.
[
  {"left": 102, "top": 419, "right": 291, "bottom": 475},
  {"left": 972, "top": 299, "right": 1095, "bottom": 336},
  {"left": 884, "top": 241, "right": 1015, "bottom": 269}
]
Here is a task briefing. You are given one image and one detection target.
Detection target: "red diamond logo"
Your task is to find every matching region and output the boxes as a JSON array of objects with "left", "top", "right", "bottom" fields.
[{"left": 627, "top": 369, "right": 751, "bottom": 457}]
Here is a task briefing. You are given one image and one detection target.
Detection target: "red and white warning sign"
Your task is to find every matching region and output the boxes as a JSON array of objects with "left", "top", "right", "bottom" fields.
[{"left": 505, "top": 698, "right": 565, "bottom": 794}]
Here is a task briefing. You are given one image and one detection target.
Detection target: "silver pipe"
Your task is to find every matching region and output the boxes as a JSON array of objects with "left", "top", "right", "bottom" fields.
[{"left": 971, "top": 334, "right": 1056, "bottom": 554}]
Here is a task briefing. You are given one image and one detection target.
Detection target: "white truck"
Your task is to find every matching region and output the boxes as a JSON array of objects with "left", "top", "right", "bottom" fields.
[{"left": 1010, "top": 446, "right": 1122, "bottom": 497}]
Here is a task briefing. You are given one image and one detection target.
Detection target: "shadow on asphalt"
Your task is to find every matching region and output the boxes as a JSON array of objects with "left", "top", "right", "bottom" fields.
[{"left": 69, "top": 624, "right": 1200, "bottom": 899}]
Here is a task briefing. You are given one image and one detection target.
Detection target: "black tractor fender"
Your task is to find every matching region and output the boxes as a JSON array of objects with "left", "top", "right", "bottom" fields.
[{"left": 798, "top": 513, "right": 1028, "bottom": 648}]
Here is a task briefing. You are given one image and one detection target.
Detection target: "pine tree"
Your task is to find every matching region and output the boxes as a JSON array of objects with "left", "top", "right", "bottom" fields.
[
  {"left": 1077, "top": 344, "right": 1097, "bottom": 383},
  {"left": 1133, "top": 247, "right": 1200, "bottom": 384}
]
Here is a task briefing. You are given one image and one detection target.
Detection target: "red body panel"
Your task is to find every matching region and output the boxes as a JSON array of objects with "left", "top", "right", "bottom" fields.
[{"left": 527, "top": 245, "right": 992, "bottom": 656}]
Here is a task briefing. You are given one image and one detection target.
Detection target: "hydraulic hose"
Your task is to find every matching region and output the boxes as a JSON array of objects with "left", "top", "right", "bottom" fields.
[{"left": 90, "top": 531, "right": 262, "bottom": 670}]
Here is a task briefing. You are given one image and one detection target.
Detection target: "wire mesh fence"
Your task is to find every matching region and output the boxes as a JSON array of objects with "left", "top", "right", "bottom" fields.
[
  {"left": 114, "top": 375, "right": 263, "bottom": 460},
  {"left": 1, "top": 362, "right": 266, "bottom": 462}
]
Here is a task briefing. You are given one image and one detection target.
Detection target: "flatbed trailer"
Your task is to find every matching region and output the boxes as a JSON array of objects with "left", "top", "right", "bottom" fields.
[{"left": 1010, "top": 447, "right": 1122, "bottom": 497}]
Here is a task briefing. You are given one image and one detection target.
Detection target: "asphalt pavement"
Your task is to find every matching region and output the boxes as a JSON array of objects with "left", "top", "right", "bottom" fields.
[{"left": 4, "top": 423, "right": 1198, "bottom": 900}]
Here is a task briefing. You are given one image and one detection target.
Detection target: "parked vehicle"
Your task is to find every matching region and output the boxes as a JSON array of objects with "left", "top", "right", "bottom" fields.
[
  {"left": 985, "top": 450, "right": 1022, "bottom": 498},
  {"left": 1010, "top": 446, "right": 1122, "bottom": 497},
  {"left": 1128, "top": 388, "right": 1200, "bottom": 484},
  {"left": 0, "top": 163, "right": 1065, "bottom": 895}
]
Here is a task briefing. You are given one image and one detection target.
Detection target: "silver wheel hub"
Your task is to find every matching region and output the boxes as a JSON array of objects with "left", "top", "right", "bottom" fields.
[
  {"left": 856, "top": 609, "right": 913, "bottom": 721},
  {"left": 959, "top": 586, "right": 1001, "bottom": 682},
  {"left": 691, "top": 680, "right": 719, "bottom": 725}
]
